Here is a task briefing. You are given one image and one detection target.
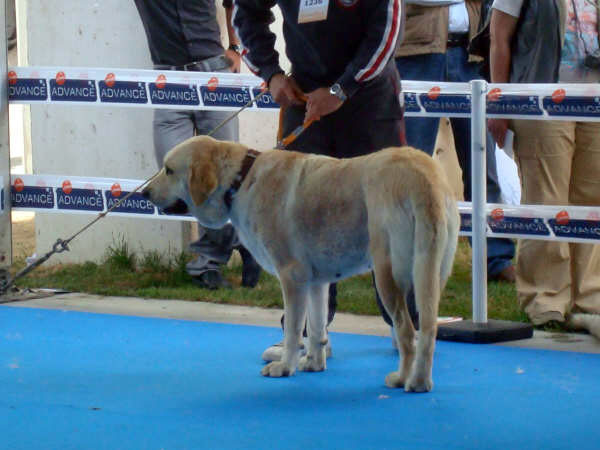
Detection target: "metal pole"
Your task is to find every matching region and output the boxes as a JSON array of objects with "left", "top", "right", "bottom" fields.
[
  {"left": 0, "top": 0, "right": 13, "bottom": 280},
  {"left": 470, "top": 79, "right": 487, "bottom": 324}
]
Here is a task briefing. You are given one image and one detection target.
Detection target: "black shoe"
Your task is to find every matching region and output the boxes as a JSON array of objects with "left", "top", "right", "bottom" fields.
[
  {"left": 238, "top": 247, "right": 262, "bottom": 288},
  {"left": 190, "top": 270, "right": 231, "bottom": 290}
]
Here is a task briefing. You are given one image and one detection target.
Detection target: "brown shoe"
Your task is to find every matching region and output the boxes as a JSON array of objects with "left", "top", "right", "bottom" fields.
[{"left": 490, "top": 265, "right": 516, "bottom": 283}]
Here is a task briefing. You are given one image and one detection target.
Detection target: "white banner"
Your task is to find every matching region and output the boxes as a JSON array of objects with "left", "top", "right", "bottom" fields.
[
  {"left": 6, "top": 173, "right": 600, "bottom": 243},
  {"left": 7, "top": 66, "right": 600, "bottom": 121}
]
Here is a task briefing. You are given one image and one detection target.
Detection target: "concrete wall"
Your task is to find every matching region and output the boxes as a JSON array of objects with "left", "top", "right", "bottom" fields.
[
  {"left": 21, "top": 0, "right": 459, "bottom": 264},
  {"left": 24, "top": 0, "right": 286, "bottom": 264}
]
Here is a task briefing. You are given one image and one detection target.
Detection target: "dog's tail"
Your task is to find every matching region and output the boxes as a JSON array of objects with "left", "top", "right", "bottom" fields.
[
  {"left": 568, "top": 313, "right": 600, "bottom": 340},
  {"left": 410, "top": 181, "right": 455, "bottom": 330}
]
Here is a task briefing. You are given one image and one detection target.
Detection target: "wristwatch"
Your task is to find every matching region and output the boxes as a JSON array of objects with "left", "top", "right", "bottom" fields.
[
  {"left": 329, "top": 83, "right": 347, "bottom": 102},
  {"left": 228, "top": 44, "right": 242, "bottom": 54}
]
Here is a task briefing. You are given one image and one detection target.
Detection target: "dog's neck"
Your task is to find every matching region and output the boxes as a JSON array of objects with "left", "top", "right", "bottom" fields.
[{"left": 224, "top": 149, "right": 261, "bottom": 209}]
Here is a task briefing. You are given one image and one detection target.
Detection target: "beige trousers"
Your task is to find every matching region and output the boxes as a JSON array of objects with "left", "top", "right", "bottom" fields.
[{"left": 512, "top": 120, "right": 600, "bottom": 324}]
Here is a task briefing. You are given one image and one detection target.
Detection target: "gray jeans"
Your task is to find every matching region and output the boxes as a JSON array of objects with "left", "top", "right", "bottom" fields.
[{"left": 152, "top": 68, "right": 239, "bottom": 274}]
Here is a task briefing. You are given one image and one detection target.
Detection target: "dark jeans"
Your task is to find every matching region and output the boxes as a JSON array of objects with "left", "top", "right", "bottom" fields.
[{"left": 396, "top": 48, "right": 515, "bottom": 277}]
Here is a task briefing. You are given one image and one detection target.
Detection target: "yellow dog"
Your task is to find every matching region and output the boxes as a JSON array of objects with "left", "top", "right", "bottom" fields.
[{"left": 143, "top": 135, "right": 459, "bottom": 392}]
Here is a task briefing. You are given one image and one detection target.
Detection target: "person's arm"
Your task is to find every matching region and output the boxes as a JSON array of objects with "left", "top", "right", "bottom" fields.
[
  {"left": 223, "top": 0, "right": 241, "bottom": 73},
  {"left": 232, "top": 0, "right": 282, "bottom": 84},
  {"left": 305, "top": 0, "right": 402, "bottom": 122},
  {"left": 487, "top": 9, "right": 519, "bottom": 148},
  {"left": 233, "top": 0, "right": 304, "bottom": 107},
  {"left": 336, "top": 0, "right": 402, "bottom": 98}
]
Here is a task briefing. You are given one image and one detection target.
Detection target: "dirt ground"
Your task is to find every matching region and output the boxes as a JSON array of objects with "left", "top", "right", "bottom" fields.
[{"left": 12, "top": 211, "right": 35, "bottom": 260}]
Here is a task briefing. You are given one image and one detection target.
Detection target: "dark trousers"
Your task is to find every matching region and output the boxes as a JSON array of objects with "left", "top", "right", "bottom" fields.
[{"left": 280, "top": 61, "right": 407, "bottom": 328}]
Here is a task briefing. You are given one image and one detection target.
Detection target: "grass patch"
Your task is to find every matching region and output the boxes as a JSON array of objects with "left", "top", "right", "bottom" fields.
[
  {"left": 105, "top": 235, "right": 136, "bottom": 272},
  {"left": 10, "top": 238, "right": 537, "bottom": 325}
]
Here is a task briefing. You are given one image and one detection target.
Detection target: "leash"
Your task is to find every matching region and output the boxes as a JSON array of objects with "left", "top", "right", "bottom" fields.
[
  {"left": 0, "top": 74, "right": 319, "bottom": 296},
  {"left": 276, "top": 118, "right": 316, "bottom": 149},
  {"left": 0, "top": 89, "right": 270, "bottom": 296},
  {"left": 275, "top": 90, "right": 316, "bottom": 149}
]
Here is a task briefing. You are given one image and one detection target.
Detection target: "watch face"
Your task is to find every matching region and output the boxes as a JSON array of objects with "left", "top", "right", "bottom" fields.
[{"left": 330, "top": 84, "right": 345, "bottom": 100}]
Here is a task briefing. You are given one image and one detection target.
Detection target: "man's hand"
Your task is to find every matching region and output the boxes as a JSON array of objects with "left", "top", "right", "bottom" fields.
[
  {"left": 268, "top": 74, "right": 305, "bottom": 108},
  {"left": 305, "top": 87, "right": 344, "bottom": 123},
  {"left": 225, "top": 49, "right": 241, "bottom": 73},
  {"left": 488, "top": 118, "right": 509, "bottom": 148}
]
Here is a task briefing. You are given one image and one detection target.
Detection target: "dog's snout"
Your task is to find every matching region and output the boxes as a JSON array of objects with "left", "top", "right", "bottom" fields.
[{"left": 141, "top": 187, "right": 151, "bottom": 199}]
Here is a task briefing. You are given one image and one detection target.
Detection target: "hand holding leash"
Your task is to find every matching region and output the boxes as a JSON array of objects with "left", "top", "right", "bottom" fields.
[
  {"left": 304, "top": 87, "right": 344, "bottom": 124},
  {"left": 269, "top": 73, "right": 306, "bottom": 108}
]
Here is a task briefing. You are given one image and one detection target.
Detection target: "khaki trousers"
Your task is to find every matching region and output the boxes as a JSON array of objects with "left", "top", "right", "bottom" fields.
[{"left": 512, "top": 120, "right": 600, "bottom": 323}]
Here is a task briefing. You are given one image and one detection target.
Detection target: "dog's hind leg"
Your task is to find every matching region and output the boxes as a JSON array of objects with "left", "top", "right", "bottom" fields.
[
  {"left": 404, "top": 226, "right": 446, "bottom": 393},
  {"left": 371, "top": 242, "right": 416, "bottom": 389},
  {"left": 298, "top": 283, "right": 329, "bottom": 373},
  {"left": 262, "top": 265, "right": 309, "bottom": 378}
]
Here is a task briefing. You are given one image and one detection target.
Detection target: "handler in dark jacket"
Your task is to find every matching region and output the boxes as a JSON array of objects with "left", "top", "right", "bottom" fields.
[{"left": 233, "top": 0, "right": 410, "bottom": 361}]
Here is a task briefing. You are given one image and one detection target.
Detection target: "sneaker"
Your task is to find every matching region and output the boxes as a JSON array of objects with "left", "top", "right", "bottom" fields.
[
  {"left": 190, "top": 270, "right": 231, "bottom": 290},
  {"left": 489, "top": 265, "right": 516, "bottom": 283},
  {"left": 261, "top": 340, "right": 332, "bottom": 362}
]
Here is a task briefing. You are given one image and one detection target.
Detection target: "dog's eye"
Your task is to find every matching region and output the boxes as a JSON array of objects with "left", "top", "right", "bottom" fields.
[{"left": 165, "top": 166, "right": 173, "bottom": 176}]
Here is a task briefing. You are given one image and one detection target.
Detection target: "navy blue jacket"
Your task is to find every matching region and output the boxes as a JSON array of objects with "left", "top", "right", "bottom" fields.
[{"left": 233, "top": 0, "right": 403, "bottom": 98}]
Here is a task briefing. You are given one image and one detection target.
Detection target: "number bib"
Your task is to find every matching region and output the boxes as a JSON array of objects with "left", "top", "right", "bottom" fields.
[{"left": 298, "top": 0, "right": 329, "bottom": 23}]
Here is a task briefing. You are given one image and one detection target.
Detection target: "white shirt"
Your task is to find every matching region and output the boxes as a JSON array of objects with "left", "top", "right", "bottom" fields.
[
  {"left": 448, "top": 1, "right": 470, "bottom": 33},
  {"left": 492, "top": 0, "right": 525, "bottom": 17}
]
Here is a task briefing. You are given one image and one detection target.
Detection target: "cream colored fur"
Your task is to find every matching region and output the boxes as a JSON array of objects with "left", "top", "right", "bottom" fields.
[{"left": 143, "top": 135, "right": 460, "bottom": 392}]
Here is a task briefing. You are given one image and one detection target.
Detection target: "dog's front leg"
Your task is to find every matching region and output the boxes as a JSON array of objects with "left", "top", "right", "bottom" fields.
[
  {"left": 298, "top": 283, "right": 328, "bottom": 373},
  {"left": 261, "top": 268, "right": 309, "bottom": 378}
]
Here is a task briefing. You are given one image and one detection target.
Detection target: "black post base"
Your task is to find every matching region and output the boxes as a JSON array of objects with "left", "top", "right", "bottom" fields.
[{"left": 437, "top": 319, "right": 533, "bottom": 344}]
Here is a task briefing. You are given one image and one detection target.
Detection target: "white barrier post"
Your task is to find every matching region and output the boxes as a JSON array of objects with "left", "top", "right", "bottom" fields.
[
  {"left": 0, "top": 0, "right": 13, "bottom": 279},
  {"left": 471, "top": 79, "right": 488, "bottom": 324},
  {"left": 437, "top": 79, "right": 533, "bottom": 342}
]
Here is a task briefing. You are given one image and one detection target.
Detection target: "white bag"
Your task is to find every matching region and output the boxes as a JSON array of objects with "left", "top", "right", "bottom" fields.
[{"left": 495, "top": 130, "right": 521, "bottom": 206}]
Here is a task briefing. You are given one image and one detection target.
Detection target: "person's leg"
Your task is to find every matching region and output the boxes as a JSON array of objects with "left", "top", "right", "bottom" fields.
[
  {"left": 333, "top": 62, "right": 410, "bottom": 329},
  {"left": 280, "top": 102, "right": 338, "bottom": 323},
  {"left": 569, "top": 122, "right": 600, "bottom": 315},
  {"left": 191, "top": 100, "right": 261, "bottom": 288},
  {"left": 153, "top": 109, "right": 227, "bottom": 287},
  {"left": 262, "top": 104, "right": 335, "bottom": 362},
  {"left": 446, "top": 46, "right": 516, "bottom": 280},
  {"left": 512, "top": 119, "right": 575, "bottom": 323},
  {"left": 396, "top": 53, "right": 447, "bottom": 155},
  {"left": 153, "top": 109, "right": 195, "bottom": 167},
  {"left": 394, "top": 54, "right": 447, "bottom": 328}
]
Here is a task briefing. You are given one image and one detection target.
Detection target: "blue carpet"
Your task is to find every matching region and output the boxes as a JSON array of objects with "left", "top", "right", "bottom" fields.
[{"left": 1, "top": 307, "right": 598, "bottom": 450}]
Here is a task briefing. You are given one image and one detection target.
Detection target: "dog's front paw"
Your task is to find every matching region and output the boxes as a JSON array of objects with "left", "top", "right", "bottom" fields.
[
  {"left": 385, "top": 371, "right": 407, "bottom": 389},
  {"left": 404, "top": 374, "right": 433, "bottom": 393},
  {"left": 298, "top": 354, "right": 326, "bottom": 372},
  {"left": 261, "top": 361, "right": 295, "bottom": 378}
]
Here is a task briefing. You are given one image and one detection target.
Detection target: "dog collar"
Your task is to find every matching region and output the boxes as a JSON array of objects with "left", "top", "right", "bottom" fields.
[{"left": 224, "top": 149, "right": 261, "bottom": 209}]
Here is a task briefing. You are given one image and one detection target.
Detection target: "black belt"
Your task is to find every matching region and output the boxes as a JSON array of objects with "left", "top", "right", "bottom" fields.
[
  {"left": 447, "top": 33, "right": 469, "bottom": 48},
  {"left": 154, "top": 55, "right": 232, "bottom": 72}
]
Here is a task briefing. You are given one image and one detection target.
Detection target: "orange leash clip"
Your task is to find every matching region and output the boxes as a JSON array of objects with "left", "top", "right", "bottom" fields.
[{"left": 275, "top": 90, "right": 316, "bottom": 149}]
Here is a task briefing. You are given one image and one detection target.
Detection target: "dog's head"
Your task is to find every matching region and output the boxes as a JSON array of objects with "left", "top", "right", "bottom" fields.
[{"left": 143, "top": 135, "right": 239, "bottom": 228}]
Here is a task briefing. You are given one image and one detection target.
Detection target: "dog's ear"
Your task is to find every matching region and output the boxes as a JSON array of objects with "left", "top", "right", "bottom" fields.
[{"left": 188, "top": 157, "right": 218, "bottom": 206}]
